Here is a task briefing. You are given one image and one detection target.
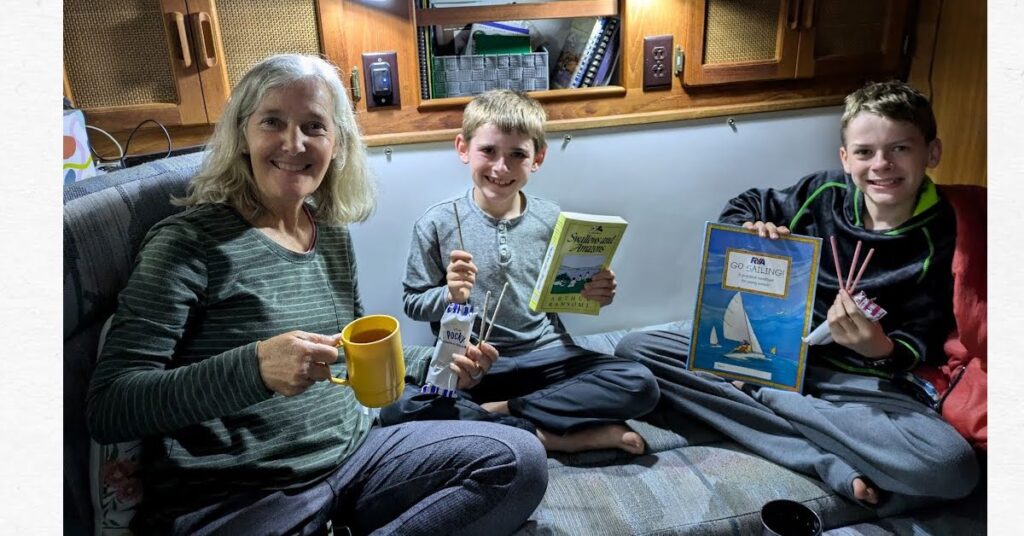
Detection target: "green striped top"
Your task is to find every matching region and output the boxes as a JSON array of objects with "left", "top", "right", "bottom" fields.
[{"left": 86, "top": 202, "right": 370, "bottom": 520}]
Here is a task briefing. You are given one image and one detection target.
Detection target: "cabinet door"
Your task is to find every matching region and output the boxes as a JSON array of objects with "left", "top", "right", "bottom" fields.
[
  {"left": 795, "top": 0, "right": 912, "bottom": 78},
  {"left": 64, "top": 0, "right": 209, "bottom": 131},
  {"left": 683, "top": 0, "right": 802, "bottom": 86},
  {"left": 199, "top": 0, "right": 323, "bottom": 122}
]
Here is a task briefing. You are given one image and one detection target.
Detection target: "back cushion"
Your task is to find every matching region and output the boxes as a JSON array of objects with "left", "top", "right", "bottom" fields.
[{"left": 64, "top": 152, "right": 206, "bottom": 531}]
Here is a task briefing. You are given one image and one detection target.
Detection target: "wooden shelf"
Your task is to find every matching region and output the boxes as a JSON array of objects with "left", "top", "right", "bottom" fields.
[
  {"left": 417, "top": 85, "right": 627, "bottom": 111},
  {"left": 415, "top": 0, "right": 618, "bottom": 26}
]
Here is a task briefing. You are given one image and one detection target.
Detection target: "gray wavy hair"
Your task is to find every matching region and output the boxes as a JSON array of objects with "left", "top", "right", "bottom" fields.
[{"left": 176, "top": 54, "right": 374, "bottom": 224}]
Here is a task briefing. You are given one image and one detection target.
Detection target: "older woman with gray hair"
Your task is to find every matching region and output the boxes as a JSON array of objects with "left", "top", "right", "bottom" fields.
[{"left": 87, "top": 54, "right": 547, "bottom": 535}]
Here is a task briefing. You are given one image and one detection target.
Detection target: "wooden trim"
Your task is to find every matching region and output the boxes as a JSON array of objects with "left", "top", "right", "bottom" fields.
[
  {"left": 81, "top": 104, "right": 187, "bottom": 132},
  {"left": 317, "top": 0, "right": 348, "bottom": 71},
  {"left": 63, "top": 67, "right": 75, "bottom": 106},
  {"left": 415, "top": 0, "right": 618, "bottom": 27},
  {"left": 365, "top": 94, "right": 844, "bottom": 146},
  {"left": 416, "top": 86, "right": 627, "bottom": 111}
]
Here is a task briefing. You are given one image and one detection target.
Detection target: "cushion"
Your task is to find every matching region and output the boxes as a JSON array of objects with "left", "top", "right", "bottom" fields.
[
  {"left": 64, "top": 152, "right": 206, "bottom": 532},
  {"left": 90, "top": 317, "right": 142, "bottom": 536}
]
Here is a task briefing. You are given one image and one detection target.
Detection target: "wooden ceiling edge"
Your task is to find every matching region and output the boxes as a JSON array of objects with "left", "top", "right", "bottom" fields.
[{"left": 362, "top": 95, "right": 846, "bottom": 147}]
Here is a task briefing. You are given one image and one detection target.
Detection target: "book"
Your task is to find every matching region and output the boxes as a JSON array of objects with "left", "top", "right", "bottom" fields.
[
  {"left": 687, "top": 222, "right": 822, "bottom": 392},
  {"left": 466, "top": 21, "right": 531, "bottom": 55},
  {"left": 579, "top": 17, "right": 620, "bottom": 87},
  {"left": 550, "top": 17, "right": 603, "bottom": 89},
  {"left": 529, "top": 212, "right": 628, "bottom": 315}
]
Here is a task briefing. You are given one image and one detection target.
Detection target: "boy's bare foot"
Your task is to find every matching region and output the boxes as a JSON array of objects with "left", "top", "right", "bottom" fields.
[
  {"left": 852, "top": 477, "right": 880, "bottom": 505},
  {"left": 731, "top": 380, "right": 745, "bottom": 390},
  {"left": 537, "top": 423, "right": 646, "bottom": 455}
]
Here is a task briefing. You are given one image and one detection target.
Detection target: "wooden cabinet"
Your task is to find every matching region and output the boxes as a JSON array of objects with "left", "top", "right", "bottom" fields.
[
  {"left": 64, "top": 0, "right": 323, "bottom": 134},
  {"left": 71, "top": 0, "right": 923, "bottom": 150},
  {"left": 63, "top": 0, "right": 227, "bottom": 131},
  {"left": 684, "top": 0, "right": 912, "bottom": 86}
]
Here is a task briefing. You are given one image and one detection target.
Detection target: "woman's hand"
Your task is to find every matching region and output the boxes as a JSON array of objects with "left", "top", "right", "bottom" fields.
[
  {"left": 743, "top": 221, "right": 791, "bottom": 239},
  {"left": 827, "top": 290, "right": 893, "bottom": 359},
  {"left": 449, "top": 341, "right": 498, "bottom": 390},
  {"left": 257, "top": 331, "right": 342, "bottom": 396},
  {"left": 581, "top": 268, "right": 617, "bottom": 306},
  {"left": 446, "top": 250, "right": 477, "bottom": 304}
]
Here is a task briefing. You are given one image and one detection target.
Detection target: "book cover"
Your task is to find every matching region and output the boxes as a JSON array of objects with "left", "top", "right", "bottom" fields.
[
  {"left": 550, "top": 17, "right": 601, "bottom": 89},
  {"left": 529, "top": 212, "right": 627, "bottom": 315},
  {"left": 687, "top": 222, "right": 821, "bottom": 392}
]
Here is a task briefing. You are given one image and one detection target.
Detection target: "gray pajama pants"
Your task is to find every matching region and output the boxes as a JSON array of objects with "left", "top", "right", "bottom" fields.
[
  {"left": 615, "top": 329, "right": 979, "bottom": 516},
  {"left": 151, "top": 420, "right": 548, "bottom": 536}
]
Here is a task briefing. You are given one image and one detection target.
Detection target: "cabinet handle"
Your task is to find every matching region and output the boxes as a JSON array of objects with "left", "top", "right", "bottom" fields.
[
  {"left": 191, "top": 11, "right": 217, "bottom": 68},
  {"left": 802, "top": 0, "right": 816, "bottom": 29},
  {"left": 171, "top": 11, "right": 192, "bottom": 68},
  {"left": 788, "top": 0, "right": 803, "bottom": 30}
]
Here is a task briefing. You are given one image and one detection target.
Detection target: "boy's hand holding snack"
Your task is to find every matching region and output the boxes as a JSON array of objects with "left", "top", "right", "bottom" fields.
[
  {"left": 581, "top": 268, "right": 618, "bottom": 306},
  {"left": 446, "top": 250, "right": 477, "bottom": 303},
  {"left": 827, "top": 289, "right": 894, "bottom": 359},
  {"left": 450, "top": 341, "right": 498, "bottom": 389}
]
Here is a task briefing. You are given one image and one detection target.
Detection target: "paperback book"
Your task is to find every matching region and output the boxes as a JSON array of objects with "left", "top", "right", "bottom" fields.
[
  {"left": 688, "top": 222, "right": 821, "bottom": 392},
  {"left": 529, "top": 212, "right": 627, "bottom": 315}
]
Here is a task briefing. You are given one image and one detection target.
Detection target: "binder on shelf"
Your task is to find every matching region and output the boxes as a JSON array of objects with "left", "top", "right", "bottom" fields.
[
  {"left": 417, "top": 25, "right": 431, "bottom": 99},
  {"left": 579, "top": 18, "right": 620, "bottom": 88},
  {"left": 568, "top": 17, "right": 609, "bottom": 88}
]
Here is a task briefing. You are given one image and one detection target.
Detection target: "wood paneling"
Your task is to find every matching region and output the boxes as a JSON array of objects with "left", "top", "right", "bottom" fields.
[{"left": 908, "top": 0, "right": 986, "bottom": 186}]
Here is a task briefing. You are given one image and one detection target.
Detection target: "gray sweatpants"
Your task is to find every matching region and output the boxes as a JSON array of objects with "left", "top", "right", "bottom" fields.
[
  {"left": 154, "top": 420, "right": 548, "bottom": 536},
  {"left": 615, "top": 329, "right": 979, "bottom": 516}
]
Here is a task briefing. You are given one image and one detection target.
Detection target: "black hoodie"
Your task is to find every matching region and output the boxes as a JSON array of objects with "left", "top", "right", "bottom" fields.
[{"left": 719, "top": 169, "right": 956, "bottom": 377}]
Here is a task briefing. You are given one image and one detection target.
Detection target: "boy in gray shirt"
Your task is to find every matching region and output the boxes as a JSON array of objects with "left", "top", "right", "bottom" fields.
[{"left": 385, "top": 90, "right": 658, "bottom": 454}]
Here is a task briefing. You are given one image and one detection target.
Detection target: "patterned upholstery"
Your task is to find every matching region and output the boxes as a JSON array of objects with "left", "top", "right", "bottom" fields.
[{"left": 64, "top": 154, "right": 985, "bottom": 535}]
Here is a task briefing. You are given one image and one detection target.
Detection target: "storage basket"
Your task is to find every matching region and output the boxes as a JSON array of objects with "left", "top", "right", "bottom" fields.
[{"left": 430, "top": 51, "right": 549, "bottom": 98}]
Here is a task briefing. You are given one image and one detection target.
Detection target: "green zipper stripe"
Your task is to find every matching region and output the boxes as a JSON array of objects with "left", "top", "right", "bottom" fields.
[
  {"left": 789, "top": 181, "right": 848, "bottom": 230},
  {"left": 883, "top": 212, "right": 939, "bottom": 236},
  {"left": 917, "top": 227, "right": 934, "bottom": 283},
  {"left": 853, "top": 188, "right": 862, "bottom": 226},
  {"left": 823, "top": 356, "right": 891, "bottom": 379},
  {"left": 894, "top": 337, "right": 921, "bottom": 369}
]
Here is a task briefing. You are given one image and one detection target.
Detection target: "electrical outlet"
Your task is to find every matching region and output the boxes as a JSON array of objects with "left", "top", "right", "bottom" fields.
[
  {"left": 361, "top": 51, "right": 400, "bottom": 109},
  {"left": 643, "top": 35, "right": 673, "bottom": 91}
]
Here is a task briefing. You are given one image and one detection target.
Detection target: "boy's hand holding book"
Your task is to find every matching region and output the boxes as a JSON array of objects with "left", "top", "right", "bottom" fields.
[
  {"left": 579, "top": 268, "right": 617, "bottom": 306},
  {"left": 446, "top": 249, "right": 477, "bottom": 303},
  {"left": 742, "top": 220, "right": 791, "bottom": 239}
]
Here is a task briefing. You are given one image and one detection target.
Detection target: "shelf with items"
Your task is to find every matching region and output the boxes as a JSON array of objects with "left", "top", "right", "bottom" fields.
[{"left": 412, "top": 0, "right": 624, "bottom": 106}]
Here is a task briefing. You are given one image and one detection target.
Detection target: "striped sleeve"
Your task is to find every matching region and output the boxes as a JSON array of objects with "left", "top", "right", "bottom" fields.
[{"left": 86, "top": 219, "right": 272, "bottom": 444}]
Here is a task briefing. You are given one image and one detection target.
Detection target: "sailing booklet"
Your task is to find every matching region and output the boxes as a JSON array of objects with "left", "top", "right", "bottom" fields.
[{"left": 688, "top": 222, "right": 821, "bottom": 392}]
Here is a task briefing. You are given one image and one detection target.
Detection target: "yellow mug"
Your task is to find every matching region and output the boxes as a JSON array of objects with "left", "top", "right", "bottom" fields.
[{"left": 330, "top": 315, "right": 405, "bottom": 407}]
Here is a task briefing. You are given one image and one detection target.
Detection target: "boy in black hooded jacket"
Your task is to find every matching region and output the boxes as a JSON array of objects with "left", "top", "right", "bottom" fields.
[{"left": 616, "top": 81, "right": 978, "bottom": 515}]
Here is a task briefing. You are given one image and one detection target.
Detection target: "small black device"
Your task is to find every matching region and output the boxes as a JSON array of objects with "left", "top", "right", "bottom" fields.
[{"left": 369, "top": 60, "right": 393, "bottom": 106}]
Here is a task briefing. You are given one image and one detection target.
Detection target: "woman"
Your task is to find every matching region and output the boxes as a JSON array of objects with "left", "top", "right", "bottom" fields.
[{"left": 86, "top": 54, "right": 548, "bottom": 535}]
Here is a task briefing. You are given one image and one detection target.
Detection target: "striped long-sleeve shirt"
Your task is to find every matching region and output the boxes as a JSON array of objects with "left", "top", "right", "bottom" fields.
[{"left": 86, "top": 202, "right": 370, "bottom": 522}]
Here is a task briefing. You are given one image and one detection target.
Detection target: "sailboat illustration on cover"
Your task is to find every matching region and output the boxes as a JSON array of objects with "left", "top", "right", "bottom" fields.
[
  {"left": 722, "top": 293, "right": 770, "bottom": 360},
  {"left": 710, "top": 326, "right": 721, "bottom": 347}
]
